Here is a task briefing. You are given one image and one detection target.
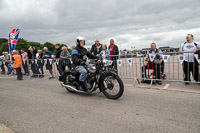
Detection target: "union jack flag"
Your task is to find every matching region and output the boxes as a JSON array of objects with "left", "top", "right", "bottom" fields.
[{"left": 8, "top": 29, "right": 21, "bottom": 57}]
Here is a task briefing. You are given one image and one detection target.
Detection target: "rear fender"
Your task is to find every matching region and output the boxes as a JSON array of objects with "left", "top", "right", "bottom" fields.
[{"left": 59, "top": 70, "right": 72, "bottom": 82}]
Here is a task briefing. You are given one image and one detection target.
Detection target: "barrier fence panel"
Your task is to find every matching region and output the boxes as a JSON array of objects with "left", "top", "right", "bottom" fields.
[
  {"left": 108, "top": 52, "right": 200, "bottom": 87},
  {"left": 0, "top": 52, "right": 200, "bottom": 87}
]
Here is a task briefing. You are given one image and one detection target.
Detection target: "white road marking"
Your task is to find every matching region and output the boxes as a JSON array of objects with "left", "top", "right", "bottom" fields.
[{"left": 163, "top": 84, "right": 170, "bottom": 89}]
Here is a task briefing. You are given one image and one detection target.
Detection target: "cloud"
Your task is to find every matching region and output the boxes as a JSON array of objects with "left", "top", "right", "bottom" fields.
[{"left": 0, "top": 0, "right": 200, "bottom": 50}]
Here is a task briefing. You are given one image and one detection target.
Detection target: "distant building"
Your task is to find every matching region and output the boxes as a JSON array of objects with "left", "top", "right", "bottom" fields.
[{"left": 159, "top": 47, "right": 179, "bottom": 53}]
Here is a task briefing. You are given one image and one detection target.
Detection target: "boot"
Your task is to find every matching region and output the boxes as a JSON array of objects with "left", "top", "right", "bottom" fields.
[
  {"left": 84, "top": 81, "right": 91, "bottom": 89},
  {"left": 79, "top": 81, "right": 86, "bottom": 91}
]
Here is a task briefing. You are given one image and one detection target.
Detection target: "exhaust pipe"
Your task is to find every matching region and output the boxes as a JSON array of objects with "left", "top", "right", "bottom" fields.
[{"left": 60, "top": 83, "right": 86, "bottom": 93}]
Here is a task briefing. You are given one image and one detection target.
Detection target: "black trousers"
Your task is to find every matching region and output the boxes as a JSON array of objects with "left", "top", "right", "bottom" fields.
[
  {"left": 16, "top": 68, "right": 23, "bottom": 80},
  {"left": 22, "top": 61, "right": 29, "bottom": 74},
  {"left": 57, "top": 61, "right": 62, "bottom": 75},
  {"left": 31, "top": 62, "right": 39, "bottom": 76},
  {"left": 142, "top": 63, "right": 161, "bottom": 79},
  {"left": 1, "top": 62, "right": 5, "bottom": 72},
  {"left": 183, "top": 61, "right": 199, "bottom": 82},
  {"left": 38, "top": 63, "right": 44, "bottom": 76}
]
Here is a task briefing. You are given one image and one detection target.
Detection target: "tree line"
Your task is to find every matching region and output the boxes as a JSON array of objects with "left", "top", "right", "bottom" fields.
[{"left": 0, "top": 38, "right": 72, "bottom": 55}]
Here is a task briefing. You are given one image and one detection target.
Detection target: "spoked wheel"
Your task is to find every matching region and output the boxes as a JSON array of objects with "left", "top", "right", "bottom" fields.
[{"left": 100, "top": 74, "right": 124, "bottom": 99}]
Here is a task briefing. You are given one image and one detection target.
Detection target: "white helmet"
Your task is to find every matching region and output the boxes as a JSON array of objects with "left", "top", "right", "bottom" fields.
[{"left": 76, "top": 36, "right": 86, "bottom": 46}]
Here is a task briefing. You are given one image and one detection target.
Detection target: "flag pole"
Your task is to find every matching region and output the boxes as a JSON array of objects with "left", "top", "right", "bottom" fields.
[{"left": 8, "top": 32, "right": 12, "bottom": 64}]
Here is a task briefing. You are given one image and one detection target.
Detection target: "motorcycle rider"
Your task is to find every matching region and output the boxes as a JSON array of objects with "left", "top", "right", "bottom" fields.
[{"left": 72, "top": 36, "right": 99, "bottom": 91}]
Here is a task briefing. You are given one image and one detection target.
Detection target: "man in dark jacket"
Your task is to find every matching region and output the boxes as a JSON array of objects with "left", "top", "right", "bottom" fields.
[
  {"left": 142, "top": 43, "right": 163, "bottom": 85},
  {"left": 54, "top": 44, "right": 62, "bottom": 75},
  {"left": 28, "top": 46, "right": 37, "bottom": 78},
  {"left": 90, "top": 39, "right": 102, "bottom": 56},
  {"left": 72, "top": 36, "right": 98, "bottom": 91},
  {"left": 108, "top": 39, "right": 119, "bottom": 70}
]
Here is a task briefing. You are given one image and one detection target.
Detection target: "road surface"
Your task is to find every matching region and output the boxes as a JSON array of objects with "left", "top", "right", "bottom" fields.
[{"left": 0, "top": 77, "right": 200, "bottom": 133}]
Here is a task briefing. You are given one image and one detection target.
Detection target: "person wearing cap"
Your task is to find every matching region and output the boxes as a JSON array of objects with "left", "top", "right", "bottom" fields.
[{"left": 12, "top": 50, "right": 23, "bottom": 80}]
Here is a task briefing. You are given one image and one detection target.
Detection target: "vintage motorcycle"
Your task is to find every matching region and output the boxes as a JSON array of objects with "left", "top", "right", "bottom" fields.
[{"left": 59, "top": 58, "right": 124, "bottom": 99}]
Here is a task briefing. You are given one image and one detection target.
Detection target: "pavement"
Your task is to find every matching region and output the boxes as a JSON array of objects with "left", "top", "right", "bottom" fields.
[
  {"left": 0, "top": 124, "right": 13, "bottom": 133},
  {"left": 0, "top": 75, "right": 200, "bottom": 133},
  {"left": 122, "top": 79, "right": 200, "bottom": 94}
]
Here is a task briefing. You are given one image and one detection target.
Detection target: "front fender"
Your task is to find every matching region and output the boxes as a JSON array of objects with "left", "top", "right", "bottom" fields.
[
  {"left": 98, "top": 71, "right": 118, "bottom": 91},
  {"left": 104, "top": 71, "right": 118, "bottom": 77},
  {"left": 99, "top": 71, "right": 118, "bottom": 80}
]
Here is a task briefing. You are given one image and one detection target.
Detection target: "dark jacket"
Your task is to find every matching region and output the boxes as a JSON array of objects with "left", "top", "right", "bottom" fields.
[
  {"left": 72, "top": 45, "right": 97, "bottom": 66},
  {"left": 28, "top": 50, "right": 37, "bottom": 59},
  {"left": 90, "top": 44, "right": 102, "bottom": 55},
  {"left": 55, "top": 48, "right": 62, "bottom": 58},
  {"left": 149, "top": 48, "right": 161, "bottom": 60},
  {"left": 108, "top": 44, "right": 119, "bottom": 60}
]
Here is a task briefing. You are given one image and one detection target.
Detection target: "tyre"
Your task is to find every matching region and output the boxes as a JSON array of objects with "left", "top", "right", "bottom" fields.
[{"left": 100, "top": 73, "right": 124, "bottom": 99}]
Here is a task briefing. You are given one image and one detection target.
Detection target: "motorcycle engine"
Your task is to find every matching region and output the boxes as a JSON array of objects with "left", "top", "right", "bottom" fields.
[
  {"left": 67, "top": 75, "right": 76, "bottom": 85},
  {"left": 89, "top": 73, "right": 97, "bottom": 82},
  {"left": 88, "top": 64, "right": 96, "bottom": 73}
]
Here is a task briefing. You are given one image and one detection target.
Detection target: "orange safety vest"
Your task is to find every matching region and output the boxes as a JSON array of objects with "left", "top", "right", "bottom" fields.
[{"left": 12, "top": 55, "right": 22, "bottom": 68}]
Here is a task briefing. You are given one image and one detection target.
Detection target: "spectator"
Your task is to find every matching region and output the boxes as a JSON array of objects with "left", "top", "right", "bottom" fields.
[
  {"left": 179, "top": 34, "right": 200, "bottom": 84},
  {"left": 90, "top": 39, "right": 102, "bottom": 56},
  {"left": 72, "top": 45, "right": 76, "bottom": 50},
  {"left": 99, "top": 44, "right": 110, "bottom": 59},
  {"left": 0, "top": 52, "right": 6, "bottom": 74},
  {"left": 4, "top": 52, "right": 12, "bottom": 75},
  {"left": 36, "top": 50, "right": 44, "bottom": 78},
  {"left": 98, "top": 44, "right": 110, "bottom": 71},
  {"left": 54, "top": 44, "right": 62, "bottom": 58},
  {"left": 60, "top": 46, "right": 71, "bottom": 74},
  {"left": 28, "top": 46, "right": 37, "bottom": 78},
  {"left": 142, "top": 43, "right": 163, "bottom": 85},
  {"left": 108, "top": 39, "right": 119, "bottom": 71},
  {"left": 194, "top": 49, "right": 200, "bottom": 84},
  {"left": 16, "top": 49, "right": 20, "bottom": 55},
  {"left": 21, "top": 49, "right": 29, "bottom": 75},
  {"left": 12, "top": 50, "right": 23, "bottom": 80},
  {"left": 43, "top": 47, "right": 54, "bottom": 79},
  {"left": 54, "top": 44, "right": 62, "bottom": 75}
]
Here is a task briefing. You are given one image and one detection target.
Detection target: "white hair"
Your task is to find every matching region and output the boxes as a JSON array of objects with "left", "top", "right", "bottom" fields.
[
  {"left": 43, "top": 47, "right": 48, "bottom": 50},
  {"left": 62, "top": 46, "right": 67, "bottom": 50}
]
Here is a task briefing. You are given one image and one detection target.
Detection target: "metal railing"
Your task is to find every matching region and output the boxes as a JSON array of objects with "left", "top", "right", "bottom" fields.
[{"left": 1, "top": 52, "right": 200, "bottom": 87}]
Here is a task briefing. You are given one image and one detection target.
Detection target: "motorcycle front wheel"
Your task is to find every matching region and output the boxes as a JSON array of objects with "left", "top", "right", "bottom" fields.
[{"left": 99, "top": 73, "right": 124, "bottom": 99}]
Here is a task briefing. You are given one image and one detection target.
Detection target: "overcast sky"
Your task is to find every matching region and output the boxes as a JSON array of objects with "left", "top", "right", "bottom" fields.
[{"left": 0, "top": 0, "right": 200, "bottom": 50}]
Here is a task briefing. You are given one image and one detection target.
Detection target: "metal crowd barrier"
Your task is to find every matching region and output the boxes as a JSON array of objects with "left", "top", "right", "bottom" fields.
[
  {"left": 0, "top": 58, "right": 72, "bottom": 78},
  {"left": 108, "top": 52, "right": 200, "bottom": 87},
  {"left": 0, "top": 52, "right": 200, "bottom": 87}
]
